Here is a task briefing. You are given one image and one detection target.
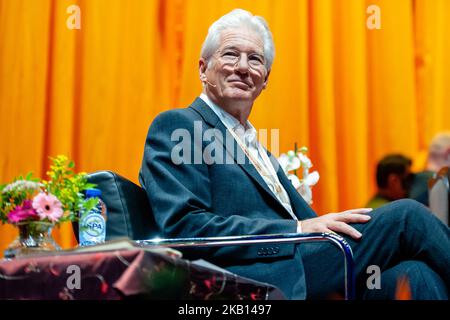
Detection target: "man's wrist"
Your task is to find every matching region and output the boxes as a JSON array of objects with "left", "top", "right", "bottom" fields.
[{"left": 296, "top": 221, "right": 302, "bottom": 233}]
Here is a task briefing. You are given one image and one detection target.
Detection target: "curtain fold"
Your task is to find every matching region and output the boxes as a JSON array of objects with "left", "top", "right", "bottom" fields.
[{"left": 1, "top": 0, "right": 449, "bottom": 254}]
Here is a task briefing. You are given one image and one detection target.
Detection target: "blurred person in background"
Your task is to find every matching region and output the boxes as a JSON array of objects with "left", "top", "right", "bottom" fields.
[
  {"left": 409, "top": 132, "right": 450, "bottom": 207},
  {"left": 426, "top": 132, "right": 450, "bottom": 172},
  {"left": 366, "top": 154, "right": 414, "bottom": 209}
]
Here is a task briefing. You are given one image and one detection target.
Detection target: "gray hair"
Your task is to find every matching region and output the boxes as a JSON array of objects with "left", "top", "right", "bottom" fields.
[
  {"left": 200, "top": 9, "right": 275, "bottom": 70},
  {"left": 430, "top": 132, "right": 450, "bottom": 151}
]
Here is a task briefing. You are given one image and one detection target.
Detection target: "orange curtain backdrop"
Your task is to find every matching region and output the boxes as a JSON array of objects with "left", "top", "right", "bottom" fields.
[
  {"left": 414, "top": 0, "right": 450, "bottom": 160},
  {"left": 1, "top": 0, "right": 450, "bottom": 254}
]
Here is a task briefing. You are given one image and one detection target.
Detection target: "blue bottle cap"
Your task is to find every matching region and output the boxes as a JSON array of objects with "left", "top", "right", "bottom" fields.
[{"left": 86, "top": 188, "right": 102, "bottom": 198}]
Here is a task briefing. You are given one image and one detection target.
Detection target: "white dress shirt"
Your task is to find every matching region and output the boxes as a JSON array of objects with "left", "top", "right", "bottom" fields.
[{"left": 199, "top": 94, "right": 302, "bottom": 232}]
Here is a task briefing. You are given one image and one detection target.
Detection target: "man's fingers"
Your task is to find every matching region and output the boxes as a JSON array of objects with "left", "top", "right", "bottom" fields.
[
  {"left": 342, "top": 208, "right": 373, "bottom": 215},
  {"left": 337, "top": 213, "right": 371, "bottom": 223},
  {"left": 329, "top": 221, "right": 362, "bottom": 239}
]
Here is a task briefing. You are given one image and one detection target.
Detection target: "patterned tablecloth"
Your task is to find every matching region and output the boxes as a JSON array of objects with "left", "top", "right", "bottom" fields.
[{"left": 0, "top": 248, "right": 285, "bottom": 300}]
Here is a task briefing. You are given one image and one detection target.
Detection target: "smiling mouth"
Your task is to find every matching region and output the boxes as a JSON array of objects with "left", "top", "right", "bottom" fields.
[{"left": 229, "top": 80, "right": 250, "bottom": 89}]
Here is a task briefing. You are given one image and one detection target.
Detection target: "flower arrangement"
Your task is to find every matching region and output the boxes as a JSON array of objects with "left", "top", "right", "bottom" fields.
[
  {"left": 0, "top": 155, "right": 98, "bottom": 226},
  {"left": 278, "top": 146, "right": 320, "bottom": 205}
]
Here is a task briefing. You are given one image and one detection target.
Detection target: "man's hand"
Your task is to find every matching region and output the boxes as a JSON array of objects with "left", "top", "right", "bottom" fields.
[{"left": 299, "top": 208, "right": 373, "bottom": 239}]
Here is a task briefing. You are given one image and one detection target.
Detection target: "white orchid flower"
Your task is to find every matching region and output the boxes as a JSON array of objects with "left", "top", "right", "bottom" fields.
[
  {"left": 287, "top": 174, "right": 301, "bottom": 189},
  {"left": 278, "top": 153, "right": 301, "bottom": 174},
  {"left": 297, "top": 183, "right": 313, "bottom": 205},
  {"left": 279, "top": 147, "right": 318, "bottom": 205},
  {"left": 297, "top": 153, "right": 312, "bottom": 169},
  {"left": 304, "top": 171, "right": 320, "bottom": 186}
]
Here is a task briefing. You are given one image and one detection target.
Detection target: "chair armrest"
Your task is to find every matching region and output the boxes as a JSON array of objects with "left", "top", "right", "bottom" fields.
[{"left": 137, "top": 232, "right": 355, "bottom": 300}]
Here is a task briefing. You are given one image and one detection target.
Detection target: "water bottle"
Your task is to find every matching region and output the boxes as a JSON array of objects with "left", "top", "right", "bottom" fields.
[{"left": 79, "top": 188, "right": 107, "bottom": 246}]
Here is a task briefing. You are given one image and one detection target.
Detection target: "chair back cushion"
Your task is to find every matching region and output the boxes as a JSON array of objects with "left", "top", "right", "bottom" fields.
[
  {"left": 74, "top": 171, "right": 158, "bottom": 241},
  {"left": 409, "top": 171, "right": 434, "bottom": 206}
]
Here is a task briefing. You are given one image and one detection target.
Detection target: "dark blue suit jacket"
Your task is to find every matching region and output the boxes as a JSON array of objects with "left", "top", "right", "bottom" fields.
[{"left": 139, "top": 97, "right": 317, "bottom": 299}]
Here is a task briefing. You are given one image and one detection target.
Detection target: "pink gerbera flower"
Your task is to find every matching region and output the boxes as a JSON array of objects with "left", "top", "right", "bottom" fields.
[
  {"left": 32, "top": 193, "right": 64, "bottom": 222},
  {"left": 7, "top": 200, "right": 39, "bottom": 223}
]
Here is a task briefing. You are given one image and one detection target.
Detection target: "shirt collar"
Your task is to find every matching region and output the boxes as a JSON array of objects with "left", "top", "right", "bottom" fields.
[{"left": 199, "top": 93, "right": 257, "bottom": 144}]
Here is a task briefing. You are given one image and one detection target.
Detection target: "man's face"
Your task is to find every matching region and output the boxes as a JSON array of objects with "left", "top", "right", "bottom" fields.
[
  {"left": 199, "top": 27, "right": 270, "bottom": 107},
  {"left": 427, "top": 146, "right": 450, "bottom": 172}
]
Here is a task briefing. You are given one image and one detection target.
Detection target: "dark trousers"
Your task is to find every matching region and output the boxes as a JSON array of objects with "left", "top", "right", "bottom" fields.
[{"left": 299, "top": 199, "right": 450, "bottom": 299}]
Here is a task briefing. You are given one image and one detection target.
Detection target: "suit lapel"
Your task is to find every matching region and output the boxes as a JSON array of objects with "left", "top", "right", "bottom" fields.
[
  {"left": 189, "top": 98, "right": 294, "bottom": 218},
  {"left": 267, "top": 152, "right": 303, "bottom": 217}
]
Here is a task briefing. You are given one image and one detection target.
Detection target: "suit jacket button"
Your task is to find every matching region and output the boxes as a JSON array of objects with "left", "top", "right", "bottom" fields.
[{"left": 273, "top": 247, "right": 279, "bottom": 254}]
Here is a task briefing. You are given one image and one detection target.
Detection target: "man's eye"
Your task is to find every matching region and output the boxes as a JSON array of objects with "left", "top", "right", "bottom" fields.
[
  {"left": 250, "top": 56, "right": 264, "bottom": 64},
  {"left": 223, "top": 51, "right": 238, "bottom": 57}
]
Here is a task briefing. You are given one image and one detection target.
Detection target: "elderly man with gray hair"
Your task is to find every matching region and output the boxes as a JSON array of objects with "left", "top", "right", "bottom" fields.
[
  {"left": 140, "top": 9, "right": 450, "bottom": 299},
  {"left": 427, "top": 132, "right": 450, "bottom": 172}
]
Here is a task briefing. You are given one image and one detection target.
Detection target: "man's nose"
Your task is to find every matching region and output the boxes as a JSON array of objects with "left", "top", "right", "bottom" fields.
[{"left": 235, "top": 54, "right": 250, "bottom": 73}]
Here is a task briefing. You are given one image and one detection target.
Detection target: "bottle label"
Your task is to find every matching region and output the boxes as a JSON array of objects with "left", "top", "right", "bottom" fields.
[{"left": 79, "top": 213, "right": 106, "bottom": 246}]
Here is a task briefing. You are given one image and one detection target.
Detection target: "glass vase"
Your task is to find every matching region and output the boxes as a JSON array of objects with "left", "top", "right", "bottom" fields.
[{"left": 3, "top": 221, "right": 61, "bottom": 259}]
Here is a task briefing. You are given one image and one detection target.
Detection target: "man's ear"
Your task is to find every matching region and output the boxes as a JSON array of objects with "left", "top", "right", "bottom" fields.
[
  {"left": 199, "top": 58, "right": 208, "bottom": 81},
  {"left": 263, "top": 69, "right": 271, "bottom": 89}
]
